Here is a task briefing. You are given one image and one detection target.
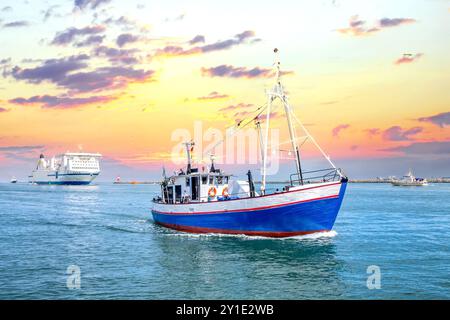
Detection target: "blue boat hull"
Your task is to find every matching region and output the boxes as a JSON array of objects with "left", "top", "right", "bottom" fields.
[{"left": 152, "top": 182, "right": 347, "bottom": 237}]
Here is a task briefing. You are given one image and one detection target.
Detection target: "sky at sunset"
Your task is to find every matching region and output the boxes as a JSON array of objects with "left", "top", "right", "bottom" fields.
[{"left": 0, "top": 0, "right": 449, "bottom": 181}]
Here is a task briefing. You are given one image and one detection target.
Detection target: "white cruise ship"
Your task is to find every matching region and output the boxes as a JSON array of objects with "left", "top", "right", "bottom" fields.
[{"left": 28, "top": 152, "right": 101, "bottom": 185}]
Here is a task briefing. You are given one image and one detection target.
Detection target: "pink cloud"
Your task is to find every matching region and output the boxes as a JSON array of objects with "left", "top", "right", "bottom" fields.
[
  {"left": 197, "top": 91, "right": 229, "bottom": 101},
  {"left": 395, "top": 53, "right": 423, "bottom": 65},
  {"left": 337, "top": 15, "right": 416, "bottom": 37},
  {"left": 382, "top": 126, "right": 423, "bottom": 141},
  {"left": 332, "top": 124, "right": 350, "bottom": 137}
]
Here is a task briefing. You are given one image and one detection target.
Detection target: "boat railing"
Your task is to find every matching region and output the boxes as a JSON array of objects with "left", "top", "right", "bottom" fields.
[
  {"left": 289, "top": 168, "right": 341, "bottom": 186},
  {"left": 152, "top": 189, "right": 258, "bottom": 204},
  {"left": 152, "top": 169, "right": 343, "bottom": 204}
]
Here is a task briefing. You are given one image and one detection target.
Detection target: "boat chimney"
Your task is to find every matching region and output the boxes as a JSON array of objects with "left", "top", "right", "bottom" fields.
[
  {"left": 247, "top": 170, "right": 256, "bottom": 198},
  {"left": 210, "top": 154, "right": 216, "bottom": 173},
  {"left": 184, "top": 141, "right": 194, "bottom": 174}
]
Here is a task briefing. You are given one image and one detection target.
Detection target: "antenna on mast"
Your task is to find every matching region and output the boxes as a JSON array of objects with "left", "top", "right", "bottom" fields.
[{"left": 274, "top": 48, "right": 281, "bottom": 84}]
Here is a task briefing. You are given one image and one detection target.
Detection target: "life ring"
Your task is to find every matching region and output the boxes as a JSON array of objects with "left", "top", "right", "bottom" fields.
[
  {"left": 222, "top": 187, "right": 229, "bottom": 197},
  {"left": 208, "top": 187, "right": 217, "bottom": 198}
]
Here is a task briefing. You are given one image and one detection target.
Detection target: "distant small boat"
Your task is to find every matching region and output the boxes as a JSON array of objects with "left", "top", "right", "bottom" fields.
[
  {"left": 391, "top": 170, "right": 428, "bottom": 186},
  {"left": 10, "top": 176, "right": 17, "bottom": 183}
]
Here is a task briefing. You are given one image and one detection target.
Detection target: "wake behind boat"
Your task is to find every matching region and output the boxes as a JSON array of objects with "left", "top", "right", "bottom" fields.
[
  {"left": 151, "top": 49, "right": 348, "bottom": 238},
  {"left": 28, "top": 152, "right": 101, "bottom": 185}
]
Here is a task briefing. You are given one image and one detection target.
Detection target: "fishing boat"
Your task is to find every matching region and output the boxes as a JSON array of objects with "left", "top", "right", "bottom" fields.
[
  {"left": 151, "top": 49, "right": 348, "bottom": 238},
  {"left": 10, "top": 176, "right": 17, "bottom": 183},
  {"left": 391, "top": 170, "right": 428, "bottom": 186}
]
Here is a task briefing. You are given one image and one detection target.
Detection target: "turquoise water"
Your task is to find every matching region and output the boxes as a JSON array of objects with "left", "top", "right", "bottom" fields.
[{"left": 0, "top": 182, "right": 449, "bottom": 299}]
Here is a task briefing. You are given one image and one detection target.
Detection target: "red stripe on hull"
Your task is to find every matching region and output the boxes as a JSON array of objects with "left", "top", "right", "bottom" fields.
[
  {"left": 155, "top": 221, "right": 329, "bottom": 238},
  {"left": 152, "top": 194, "right": 339, "bottom": 215}
]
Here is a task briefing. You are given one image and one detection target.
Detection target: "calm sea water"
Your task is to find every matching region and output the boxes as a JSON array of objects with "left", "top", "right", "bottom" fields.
[{"left": 0, "top": 182, "right": 449, "bottom": 299}]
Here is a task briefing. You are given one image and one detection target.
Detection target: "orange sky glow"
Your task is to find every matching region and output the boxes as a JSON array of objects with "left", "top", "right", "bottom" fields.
[{"left": 0, "top": 0, "right": 449, "bottom": 180}]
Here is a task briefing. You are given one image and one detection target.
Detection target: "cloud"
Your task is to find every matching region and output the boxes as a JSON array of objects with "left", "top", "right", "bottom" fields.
[
  {"left": 116, "top": 33, "right": 141, "bottom": 47},
  {"left": 319, "top": 100, "right": 339, "bottom": 105},
  {"left": 382, "top": 126, "right": 423, "bottom": 141},
  {"left": 74, "top": 0, "right": 111, "bottom": 11},
  {"left": 417, "top": 111, "right": 450, "bottom": 128},
  {"left": 337, "top": 16, "right": 379, "bottom": 36},
  {"left": 365, "top": 128, "right": 380, "bottom": 136},
  {"left": 0, "top": 145, "right": 45, "bottom": 152},
  {"left": 103, "top": 16, "right": 137, "bottom": 29},
  {"left": 395, "top": 53, "right": 423, "bottom": 65},
  {"left": 219, "top": 103, "right": 255, "bottom": 112},
  {"left": 8, "top": 54, "right": 89, "bottom": 84},
  {"left": 51, "top": 25, "right": 105, "bottom": 45},
  {"left": 379, "top": 18, "right": 416, "bottom": 28},
  {"left": 337, "top": 15, "right": 416, "bottom": 37},
  {"left": 252, "top": 111, "right": 280, "bottom": 121},
  {"left": 0, "top": 107, "right": 10, "bottom": 113},
  {"left": 2, "top": 21, "right": 30, "bottom": 28},
  {"left": 156, "top": 30, "right": 258, "bottom": 57},
  {"left": 76, "top": 35, "right": 105, "bottom": 47},
  {"left": 94, "top": 46, "right": 140, "bottom": 65},
  {"left": 1, "top": 6, "right": 12, "bottom": 12},
  {"left": 332, "top": 124, "right": 350, "bottom": 137},
  {"left": 58, "top": 67, "right": 155, "bottom": 93},
  {"left": 382, "top": 141, "right": 450, "bottom": 155},
  {"left": 42, "top": 5, "right": 60, "bottom": 22},
  {"left": 6, "top": 54, "right": 154, "bottom": 93},
  {"left": 197, "top": 91, "right": 229, "bottom": 101},
  {"left": 0, "top": 145, "right": 46, "bottom": 162},
  {"left": 9, "top": 94, "right": 117, "bottom": 109},
  {"left": 189, "top": 35, "right": 205, "bottom": 45},
  {"left": 201, "top": 65, "right": 293, "bottom": 79}
]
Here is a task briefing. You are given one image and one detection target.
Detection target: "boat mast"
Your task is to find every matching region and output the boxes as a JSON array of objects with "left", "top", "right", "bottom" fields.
[
  {"left": 277, "top": 49, "right": 303, "bottom": 185},
  {"left": 261, "top": 85, "right": 272, "bottom": 194},
  {"left": 262, "top": 49, "right": 304, "bottom": 188},
  {"left": 255, "top": 119, "right": 265, "bottom": 177}
]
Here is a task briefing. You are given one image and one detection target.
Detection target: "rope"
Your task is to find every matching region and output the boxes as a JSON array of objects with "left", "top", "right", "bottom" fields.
[
  {"left": 291, "top": 111, "right": 343, "bottom": 177},
  {"left": 201, "top": 103, "right": 271, "bottom": 160}
]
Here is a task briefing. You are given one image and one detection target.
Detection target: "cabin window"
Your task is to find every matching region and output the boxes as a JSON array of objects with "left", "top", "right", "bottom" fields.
[
  {"left": 186, "top": 177, "right": 190, "bottom": 186},
  {"left": 167, "top": 186, "right": 174, "bottom": 204},
  {"left": 217, "top": 176, "right": 223, "bottom": 185},
  {"left": 209, "top": 176, "right": 214, "bottom": 185},
  {"left": 201, "top": 175, "right": 208, "bottom": 184},
  {"left": 224, "top": 176, "right": 229, "bottom": 184},
  {"left": 175, "top": 185, "right": 182, "bottom": 203},
  {"left": 191, "top": 176, "right": 199, "bottom": 201}
]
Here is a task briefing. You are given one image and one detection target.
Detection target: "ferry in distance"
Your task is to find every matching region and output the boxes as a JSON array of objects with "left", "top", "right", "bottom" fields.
[
  {"left": 28, "top": 152, "right": 101, "bottom": 185},
  {"left": 151, "top": 49, "right": 348, "bottom": 238}
]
